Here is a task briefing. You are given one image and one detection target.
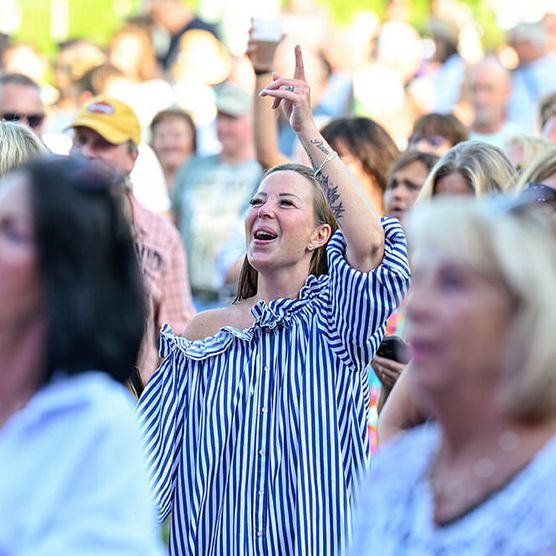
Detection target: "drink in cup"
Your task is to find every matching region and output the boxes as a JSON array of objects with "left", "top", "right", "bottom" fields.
[{"left": 251, "top": 17, "right": 283, "bottom": 66}]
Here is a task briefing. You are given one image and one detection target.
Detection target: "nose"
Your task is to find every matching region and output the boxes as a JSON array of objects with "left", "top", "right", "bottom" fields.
[
  {"left": 257, "top": 199, "right": 275, "bottom": 219},
  {"left": 405, "top": 280, "right": 434, "bottom": 326},
  {"left": 73, "top": 141, "right": 95, "bottom": 159},
  {"left": 392, "top": 186, "right": 406, "bottom": 201}
]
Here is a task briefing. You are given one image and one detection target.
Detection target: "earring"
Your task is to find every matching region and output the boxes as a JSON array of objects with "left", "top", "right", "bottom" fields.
[{"left": 307, "top": 245, "right": 314, "bottom": 251}]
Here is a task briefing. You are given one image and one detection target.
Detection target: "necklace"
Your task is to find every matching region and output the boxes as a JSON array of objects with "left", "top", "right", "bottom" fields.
[{"left": 429, "top": 430, "right": 521, "bottom": 503}]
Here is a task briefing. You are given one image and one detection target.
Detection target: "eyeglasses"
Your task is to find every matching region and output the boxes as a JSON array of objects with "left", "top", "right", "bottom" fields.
[
  {"left": 1, "top": 112, "right": 45, "bottom": 129},
  {"left": 408, "top": 134, "right": 446, "bottom": 148}
]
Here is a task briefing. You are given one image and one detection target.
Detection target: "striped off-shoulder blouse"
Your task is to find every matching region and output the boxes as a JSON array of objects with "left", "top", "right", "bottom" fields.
[{"left": 137, "top": 220, "right": 410, "bottom": 556}]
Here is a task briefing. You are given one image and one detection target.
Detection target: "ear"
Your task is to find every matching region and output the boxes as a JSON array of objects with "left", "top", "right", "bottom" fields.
[{"left": 309, "top": 223, "right": 332, "bottom": 250}]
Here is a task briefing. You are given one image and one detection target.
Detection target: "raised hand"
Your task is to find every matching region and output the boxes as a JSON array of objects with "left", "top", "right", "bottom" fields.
[{"left": 258, "top": 45, "right": 315, "bottom": 134}]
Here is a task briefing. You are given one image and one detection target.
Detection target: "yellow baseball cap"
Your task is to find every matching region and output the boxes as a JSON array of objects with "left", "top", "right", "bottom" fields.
[{"left": 70, "top": 96, "right": 141, "bottom": 146}]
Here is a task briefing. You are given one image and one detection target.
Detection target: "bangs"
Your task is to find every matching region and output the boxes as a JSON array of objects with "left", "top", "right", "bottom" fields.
[{"left": 407, "top": 198, "right": 502, "bottom": 282}]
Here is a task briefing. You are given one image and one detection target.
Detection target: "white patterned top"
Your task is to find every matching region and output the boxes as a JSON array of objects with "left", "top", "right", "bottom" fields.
[{"left": 350, "top": 423, "right": 556, "bottom": 556}]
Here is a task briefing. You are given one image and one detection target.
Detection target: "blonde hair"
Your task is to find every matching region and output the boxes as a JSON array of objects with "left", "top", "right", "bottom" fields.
[
  {"left": 408, "top": 197, "right": 556, "bottom": 422},
  {"left": 417, "top": 141, "right": 516, "bottom": 202},
  {"left": 503, "top": 134, "right": 551, "bottom": 176},
  {"left": 0, "top": 121, "right": 47, "bottom": 178},
  {"left": 514, "top": 145, "right": 556, "bottom": 192}
]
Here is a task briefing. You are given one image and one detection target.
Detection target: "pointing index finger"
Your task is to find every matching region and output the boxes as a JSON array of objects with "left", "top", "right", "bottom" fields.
[{"left": 293, "top": 44, "right": 306, "bottom": 81}]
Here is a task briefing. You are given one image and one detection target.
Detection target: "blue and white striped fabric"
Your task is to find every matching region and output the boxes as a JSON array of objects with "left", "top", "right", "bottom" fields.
[{"left": 137, "top": 220, "right": 410, "bottom": 556}]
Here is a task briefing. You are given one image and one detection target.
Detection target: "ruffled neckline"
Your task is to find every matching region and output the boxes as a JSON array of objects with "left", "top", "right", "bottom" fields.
[{"left": 159, "top": 272, "right": 329, "bottom": 360}]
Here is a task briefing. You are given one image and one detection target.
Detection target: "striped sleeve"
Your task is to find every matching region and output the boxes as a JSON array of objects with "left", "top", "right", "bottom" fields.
[
  {"left": 136, "top": 327, "right": 190, "bottom": 522},
  {"left": 326, "top": 219, "right": 410, "bottom": 369}
]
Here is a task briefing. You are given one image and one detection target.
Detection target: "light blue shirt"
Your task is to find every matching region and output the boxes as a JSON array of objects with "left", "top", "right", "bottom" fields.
[
  {"left": 0, "top": 372, "right": 165, "bottom": 556},
  {"left": 469, "top": 120, "right": 525, "bottom": 149},
  {"left": 171, "top": 154, "right": 262, "bottom": 294},
  {"left": 508, "top": 54, "right": 556, "bottom": 131}
]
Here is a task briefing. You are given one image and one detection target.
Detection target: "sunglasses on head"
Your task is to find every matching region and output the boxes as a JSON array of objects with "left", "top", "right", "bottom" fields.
[
  {"left": 1, "top": 112, "right": 45, "bottom": 129},
  {"left": 523, "top": 182, "right": 556, "bottom": 209},
  {"left": 487, "top": 185, "right": 556, "bottom": 217},
  {"left": 408, "top": 134, "right": 445, "bottom": 148}
]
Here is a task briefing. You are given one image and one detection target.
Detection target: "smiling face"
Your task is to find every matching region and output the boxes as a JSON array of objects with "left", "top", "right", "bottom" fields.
[
  {"left": 405, "top": 251, "right": 514, "bottom": 401},
  {"left": 152, "top": 115, "right": 195, "bottom": 173},
  {"left": 0, "top": 172, "right": 43, "bottom": 327},
  {"left": 245, "top": 170, "right": 330, "bottom": 274}
]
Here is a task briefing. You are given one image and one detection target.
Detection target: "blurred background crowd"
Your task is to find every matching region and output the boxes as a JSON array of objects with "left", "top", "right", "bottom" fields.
[
  {"left": 3, "top": 1, "right": 556, "bottom": 553},
  {"left": 2, "top": 0, "right": 556, "bottom": 435}
]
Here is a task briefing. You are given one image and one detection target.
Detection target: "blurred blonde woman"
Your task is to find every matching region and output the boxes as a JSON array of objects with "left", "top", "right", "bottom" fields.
[
  {"left": 352, "top": 195, "right": 556, "bottom": 554},
  {"left": 0, "top": 121, "right": 46, "bottom": 177},
  {"left": 417, "top": 140, "right": 515, "bottom": 200}
]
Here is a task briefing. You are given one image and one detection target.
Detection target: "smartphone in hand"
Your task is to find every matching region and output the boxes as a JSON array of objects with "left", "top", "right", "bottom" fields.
[{"left": 376, "top": 336, "right": 409, "bottom": 364}]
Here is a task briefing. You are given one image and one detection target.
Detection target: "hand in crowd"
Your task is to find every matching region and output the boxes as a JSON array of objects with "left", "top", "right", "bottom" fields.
[
  {"left": 259, "top": 45, "right": 315, "bottom": 134},
  {"left": 371, "top": 356, "right": 406, "bottom": 391}
]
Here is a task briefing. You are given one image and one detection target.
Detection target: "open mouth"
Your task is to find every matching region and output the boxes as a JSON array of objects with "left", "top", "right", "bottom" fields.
[
  {"left": 254, "top": 230, "right": 278, "bottom": 242},
  {"left": 389, "top": 206, "right": 406, "bottom": 217}
]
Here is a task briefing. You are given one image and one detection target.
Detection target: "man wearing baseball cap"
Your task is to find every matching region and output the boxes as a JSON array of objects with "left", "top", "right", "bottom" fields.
[
  {"left": 70, "top": 96, "right": 195, "bottom": 386},
  {"left": 70, "top": 96, "right": 142, "bottom": 175},
  {"left": 171, "top": 82, "right": 262, "bottom": 309}
]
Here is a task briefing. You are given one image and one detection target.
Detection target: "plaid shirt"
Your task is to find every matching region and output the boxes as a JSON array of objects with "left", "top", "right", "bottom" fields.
[{"left": 129, "top": 193, "right": 195, "bottom": 383}]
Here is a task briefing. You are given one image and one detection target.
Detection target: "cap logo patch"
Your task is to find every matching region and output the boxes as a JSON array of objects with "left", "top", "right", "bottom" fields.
[{"left": 87, "top": 102, "right": 115, "bottom": 115}]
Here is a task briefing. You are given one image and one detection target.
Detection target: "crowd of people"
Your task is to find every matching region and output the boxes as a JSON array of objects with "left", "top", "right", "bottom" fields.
[{"left": 2, "top": 0, "right": 556, "bottom": 554}]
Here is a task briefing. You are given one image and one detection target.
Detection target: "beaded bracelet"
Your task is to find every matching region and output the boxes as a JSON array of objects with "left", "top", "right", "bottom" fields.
[{"left": 314, "top": 151, "right": 338, "bottom": 178}]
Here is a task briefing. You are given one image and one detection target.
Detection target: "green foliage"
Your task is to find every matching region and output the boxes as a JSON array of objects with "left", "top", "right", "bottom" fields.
[{"left": 13, "top": 0, "right": 505, "bottom": 59}]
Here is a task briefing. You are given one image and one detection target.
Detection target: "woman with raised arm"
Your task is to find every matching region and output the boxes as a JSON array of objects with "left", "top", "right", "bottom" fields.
[{"left": 137, "top": 46, "right": 410, "bottom": 556}]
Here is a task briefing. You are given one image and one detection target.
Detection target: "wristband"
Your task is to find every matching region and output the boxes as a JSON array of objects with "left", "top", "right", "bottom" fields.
[
  {"left": 254, "top": 68, "right": 272, "bottom": 76},
  {"left": 314, "top": 151, "right": 338, "bottom": 178}
]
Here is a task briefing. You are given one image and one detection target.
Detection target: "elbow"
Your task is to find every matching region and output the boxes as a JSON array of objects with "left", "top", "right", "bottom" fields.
[
  {"left": 369, "top": 235, "right": 385, "bottom": 268},
  {"left": 346, "top": 232, "right": 384, "bottom": 272},
  {"left": 363, "top": 232, "right": 385, "bottom": 272}
]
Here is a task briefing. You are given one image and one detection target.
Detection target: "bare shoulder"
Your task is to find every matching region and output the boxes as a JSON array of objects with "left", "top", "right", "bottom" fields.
[{"left": 182, "top": 302, "right": 254, "bottom": 341}]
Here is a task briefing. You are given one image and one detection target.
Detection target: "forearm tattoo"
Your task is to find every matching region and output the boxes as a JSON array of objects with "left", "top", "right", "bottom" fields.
[
  {"left": 308, "top": 138, "right": 329, "bottom": 167},
  {"left": 307, "top": 139, "right": 345, "bottom": 220},
  {"left": 317, "top": 174, "right": 345, "bottom": 220}
]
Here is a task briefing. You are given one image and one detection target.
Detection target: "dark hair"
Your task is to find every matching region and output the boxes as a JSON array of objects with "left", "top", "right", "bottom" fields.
[
  {"left": 387, "top": 150, "right": 439, "bottom": 184},
  {"left": 411, "top": 113, "right": 469, "bottom": 147},
  {"left": 77, "top": 63, "right": 123, "bottom": 96},
  {"left": 150, "top": 108, "right": 197, "bottom": 154},
  {"left": 235, "top": 163, "right": 337, "bottom": 302},
  {"left": 23, "top": 155, "right": 145, "bottom": 385},
  {"left": 321, "top": 117, "right": 400, "bottom": 193},
  {"left": 0, "top": 72, "right": 41, "bottom": 91}
]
